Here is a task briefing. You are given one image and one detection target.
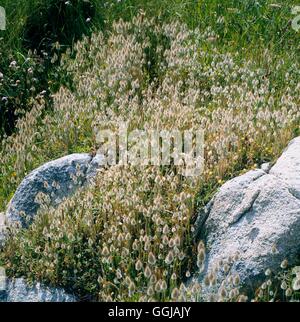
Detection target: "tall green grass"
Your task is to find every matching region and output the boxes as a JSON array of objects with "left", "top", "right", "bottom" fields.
[{"left": 1, "top": 0, "right": 297, "bottom": 57}]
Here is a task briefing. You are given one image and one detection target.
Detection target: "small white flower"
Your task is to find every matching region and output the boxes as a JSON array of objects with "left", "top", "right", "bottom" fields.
[
  {"left": 280, "top": 259, "right": 288, "bottom": 269},
  {"left": 292, "top": 277, "right": 300, "bottom": 291},
  {"left": 269, "top": 4, "right": 281, "bottom": 8},
  {"left": 265, "top": 268, "right": 271, "bottom": 276},
  {"left": 9, "top": 61, "right": 17, "bottom": 68}
]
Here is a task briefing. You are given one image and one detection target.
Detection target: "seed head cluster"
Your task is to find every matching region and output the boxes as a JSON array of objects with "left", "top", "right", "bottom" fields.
[{"left": 1, "top": 16, "right": 300, "bottom": 302}]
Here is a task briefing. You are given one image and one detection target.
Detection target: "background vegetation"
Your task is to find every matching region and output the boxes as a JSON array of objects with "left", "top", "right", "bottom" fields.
[
  {"left": 1, "top": 0, "right": 299, "bottom": 135},
  {"left": 0, "top": 0, "right": 299, "bottom": 302}
]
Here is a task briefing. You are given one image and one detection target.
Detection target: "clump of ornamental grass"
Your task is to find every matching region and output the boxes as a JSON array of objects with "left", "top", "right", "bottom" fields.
[
  {"left": 1, "top": 170, "right": 199, "bottom": 302},
  {"left": 195, "top": 252, "right": 248, "bottom": 303},
  {"left": 0, "top": 16, "right": 300, "bottom": 301},
  {"left": 2, "top": 193, "right": 245, "bottom": 302},
  {"left": 254, "top": 259, "right": 300, "bottom": 302},
  {"left": 1, "top": 16, "right": 299, "bottom": 210}
]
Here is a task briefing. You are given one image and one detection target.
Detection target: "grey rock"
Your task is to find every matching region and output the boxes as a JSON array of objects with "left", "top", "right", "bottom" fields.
[
  {"left": 260, "top": 162, "right": 271, "bottom": 173},
  {"left": 270, "top": 137, "right": 300, "bottom": 198},
  {"left": 195, "top": 137, "right": 300, "bottom": 297},
  {"left": 0, "top": 153, "right": 105, "bottom": 301},
  {"left": 0, "top": 278, "right": 76, "bottom": 302},
  {"left": 5, "top": 153, "right": 105, "bottom": 228},
  {"left": 86, "top": 153, "right": 106, "bottom": 181}
]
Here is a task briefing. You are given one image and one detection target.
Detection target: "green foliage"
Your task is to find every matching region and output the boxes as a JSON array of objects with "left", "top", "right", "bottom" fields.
[
  {"left": 196, "top": 0, "right": 298, "bottom": 48},
  {"left": 0, "top": 0, "right": 300, "bottom": 302},
  {"left": 0, "top": 0, "right": 101, "bottom": 136},
  {"left": 1, "top": 0, "right": 299, "bottom": 136}
]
